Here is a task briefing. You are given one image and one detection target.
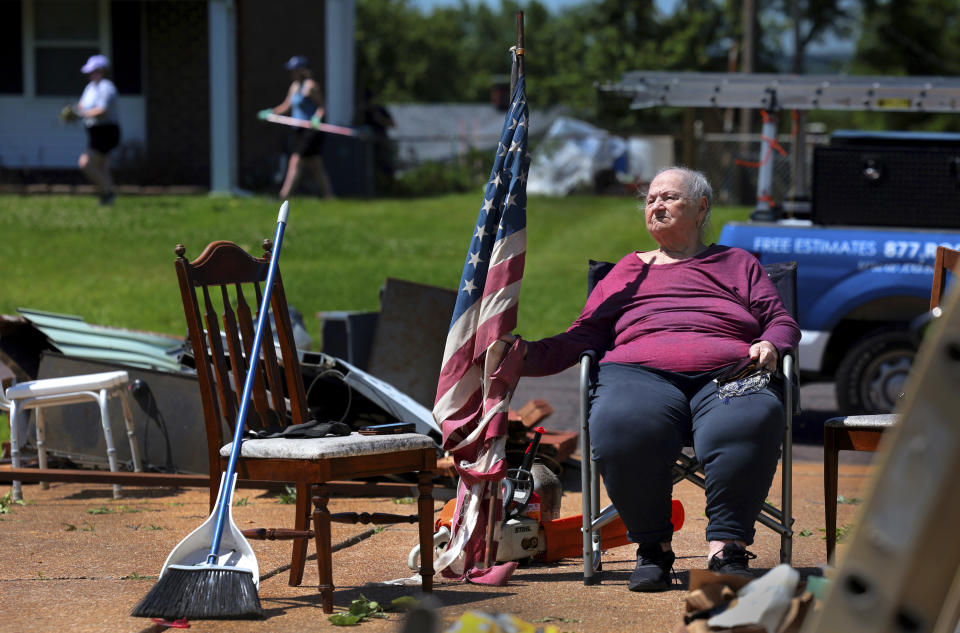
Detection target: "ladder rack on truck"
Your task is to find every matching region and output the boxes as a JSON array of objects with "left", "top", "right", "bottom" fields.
[
  {"left": 600, "top": 71, "right": 960, "bottom": 113},
  {"left": 599, "top": 72, "right": 960, "bottom": 218}
]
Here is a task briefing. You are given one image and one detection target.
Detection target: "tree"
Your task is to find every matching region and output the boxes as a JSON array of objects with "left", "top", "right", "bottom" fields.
[
  {"left": 853, "top": 0, "right": 960, "bottom": 76},
  {"left": 765, "top": 0, "right": 856, "bottom": 73},
  {"left": 355, "top": 0, "right": 470, "bottom": 102},
  {"left": 354, "top": 0, "right": 771, "bottom": 129},
  {"left": 848, "top": 0, "right": 960, "bottom": 131}
]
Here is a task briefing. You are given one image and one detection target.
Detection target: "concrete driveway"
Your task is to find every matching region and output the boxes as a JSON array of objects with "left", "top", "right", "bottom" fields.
[{"left": 0, "top": 448, "right": 873, "bottom": 633}]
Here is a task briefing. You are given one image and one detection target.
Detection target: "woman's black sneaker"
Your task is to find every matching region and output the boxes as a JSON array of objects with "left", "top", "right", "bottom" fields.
[
  {"left": 628, "top": 543, "right": 675, "bottom": 592},
  {"left": 707, "top": 542, "right": 757, "bottom": 578}
]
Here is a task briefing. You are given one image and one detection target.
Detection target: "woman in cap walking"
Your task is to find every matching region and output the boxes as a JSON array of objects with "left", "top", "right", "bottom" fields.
[
  {"left": 259, "top": 55, "right": 334, "bottom": 199},
  {"left": 75, "top": 54, "right": 121, "bottom": 205}
]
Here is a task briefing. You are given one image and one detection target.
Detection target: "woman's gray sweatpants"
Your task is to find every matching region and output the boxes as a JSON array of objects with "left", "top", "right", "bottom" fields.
[{"left": 588, "top": 362, "right": 784, "bottom": 545}]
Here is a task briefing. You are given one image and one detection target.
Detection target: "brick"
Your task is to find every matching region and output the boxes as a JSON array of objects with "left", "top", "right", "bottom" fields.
[{"left": 516, "top": 399, "right": 554, "bottom": 428}]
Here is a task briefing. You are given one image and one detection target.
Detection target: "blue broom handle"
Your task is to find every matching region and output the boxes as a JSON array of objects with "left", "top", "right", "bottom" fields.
[{"left": 207, "top": 201, "right": 289, "bottom": 565}]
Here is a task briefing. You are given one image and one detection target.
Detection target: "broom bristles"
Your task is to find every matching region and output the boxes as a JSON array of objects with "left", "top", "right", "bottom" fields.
[{"left": 131, "top": 566, "right": 262, "bottom": 620}]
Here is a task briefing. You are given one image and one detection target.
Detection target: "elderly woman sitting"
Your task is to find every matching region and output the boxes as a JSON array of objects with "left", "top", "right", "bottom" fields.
[{"left": 504, "top": 166, "right": 800, "bottom": 592}]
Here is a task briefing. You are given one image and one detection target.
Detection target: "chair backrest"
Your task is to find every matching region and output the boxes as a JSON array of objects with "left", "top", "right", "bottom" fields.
[
  {"left": 586, "top": 258, "right": 799, "bottom": 321},
  {"left": 930, "top": 246, "right": 960, "bottom": 310},
  {"left": 175, "top": 240, "right": 309, "bottom": 479},
  {"left": 587, "top": 259, "right": 616, "bottom": 298},
  {"left": 761, "top": 260, "right": 799, "bottom": 322}
]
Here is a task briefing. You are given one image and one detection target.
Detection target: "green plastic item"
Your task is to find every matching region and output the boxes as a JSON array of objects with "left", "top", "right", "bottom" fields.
[{"left": 805, "top": 575, "right": 830, "bottom": 600}]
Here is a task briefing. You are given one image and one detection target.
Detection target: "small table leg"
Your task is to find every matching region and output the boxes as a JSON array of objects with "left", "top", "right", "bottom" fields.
[
  {"left": 824, "top": 427, "right": 839, "bottom": 563},
  {"left": 37, "top": 409, "right": 49, "bottom": 490}
]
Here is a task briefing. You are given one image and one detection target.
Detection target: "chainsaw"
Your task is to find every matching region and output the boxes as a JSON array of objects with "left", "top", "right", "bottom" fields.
[
  {"left": 408, "top": 489, "right": 684, "bottom": 568},
  {"left": 496, "top": 427, "right": 553, "bottom": 561},
  {"left": 408, "top": 428, "right": 685, "bottom": 568}
]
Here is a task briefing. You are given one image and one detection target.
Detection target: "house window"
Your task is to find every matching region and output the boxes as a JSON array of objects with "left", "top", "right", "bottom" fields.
[
  {"left": 0, "top": 2, "right": 24, "bottom": 94},
  {"left": 33, "top": 0, "right": 102, "bottom": 96},
  {"left": 9, "top": 0, "right": 142, "bottom": 97}
]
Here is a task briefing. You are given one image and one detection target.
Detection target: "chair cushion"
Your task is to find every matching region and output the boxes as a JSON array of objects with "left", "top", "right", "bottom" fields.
[
  {"left": 5, "top": 370, "right": 129, "bottom": 400},
  {"left": 221, "top": 432, "right": 437, "bottom": 460},
  {"left": 825, "top": 414, "right": 899, "bottom": 430}
]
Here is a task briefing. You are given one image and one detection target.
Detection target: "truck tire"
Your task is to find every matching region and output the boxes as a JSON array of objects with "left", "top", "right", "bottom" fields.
[{"left": 835, "top": 328, "right": 916, "bottom": 414}]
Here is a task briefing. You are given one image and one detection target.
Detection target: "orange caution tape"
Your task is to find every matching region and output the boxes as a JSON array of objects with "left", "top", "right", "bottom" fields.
[{"left": 735, "top": 110, "right": 788, "bottom": 168}]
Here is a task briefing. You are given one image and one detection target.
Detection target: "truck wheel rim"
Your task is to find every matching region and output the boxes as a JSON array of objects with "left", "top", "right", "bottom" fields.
[{"left": 864, "top": 352, "right": 912, "bottom": 412}]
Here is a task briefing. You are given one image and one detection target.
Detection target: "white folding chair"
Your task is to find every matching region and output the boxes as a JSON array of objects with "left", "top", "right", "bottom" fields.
[{"left": 2, "top": 370, "right": 142, "bottom": 500}]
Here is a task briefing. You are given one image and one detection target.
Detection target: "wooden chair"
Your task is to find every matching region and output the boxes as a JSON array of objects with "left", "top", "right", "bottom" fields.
[
  {"left": 824, "top": 245, "right": 959, "bottom": 562},
  {"left": 174, "top": 239, "right": 437, "bottom": 612},
  {"left": 930, "top": 246, "right": 960, "bottom": 311}
]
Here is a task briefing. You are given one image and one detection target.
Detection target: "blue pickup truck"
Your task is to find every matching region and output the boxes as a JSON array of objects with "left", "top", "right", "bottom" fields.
[
  {"left": 718, "top": 130, "right": 960, "bottom": 414},
  {"left": 720, "top": 222, "right": 960, "bottom": 413}
]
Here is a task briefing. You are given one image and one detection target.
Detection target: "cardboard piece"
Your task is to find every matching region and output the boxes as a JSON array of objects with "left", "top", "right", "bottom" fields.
[
  {"left": 707, "top": 565, "right": 798, "bottom": 632},
  {"left": 678, "top": 567, "right": 819, "bottom": 633}
]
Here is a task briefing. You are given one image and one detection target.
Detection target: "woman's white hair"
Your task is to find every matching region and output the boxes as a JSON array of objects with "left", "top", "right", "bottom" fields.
[{"left": 647, "top": 166, "right": 714, "bottom": 240}]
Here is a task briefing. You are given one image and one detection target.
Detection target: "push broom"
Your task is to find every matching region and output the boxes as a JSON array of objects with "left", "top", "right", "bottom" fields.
[{"left": 132, "top": 201, "right": 291, "bottom": 620}]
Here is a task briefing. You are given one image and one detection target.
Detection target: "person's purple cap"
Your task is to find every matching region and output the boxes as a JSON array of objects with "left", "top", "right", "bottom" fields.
[
  {"left": 285, "top": 55, "right": 309, "bottom": 71},
  {"left": 81, "top": 54, "right": 110, "bottom": 74}
]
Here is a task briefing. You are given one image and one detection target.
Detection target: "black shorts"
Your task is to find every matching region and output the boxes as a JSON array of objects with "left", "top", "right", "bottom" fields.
[
  {"left": 288, "top": 128, "right": 324, "bottom": 157},
  {"left": 86, "top": 123, "right": 121, "bottom": 155}
]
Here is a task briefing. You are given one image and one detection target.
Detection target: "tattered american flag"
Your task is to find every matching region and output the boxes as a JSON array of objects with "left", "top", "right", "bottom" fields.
[{"left": 432, "top": 74, "right": 529, "bottom": 584}]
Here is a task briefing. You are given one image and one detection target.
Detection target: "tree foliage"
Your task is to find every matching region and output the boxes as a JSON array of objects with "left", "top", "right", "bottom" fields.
[
  {"left": 761, "top": 0, "right": 857, "bottom": 73},
  {"left": 853, "top": 0, "right": 960, "bottom": 77},
  {"left": 355, "top": 0, "right": 956, "bottom": 134},
  {"left": 845, "top": 0, "right": 960, "bottom": 131},
  {"left": 355, "top": 0, "right": 732, "bottom": 118}
]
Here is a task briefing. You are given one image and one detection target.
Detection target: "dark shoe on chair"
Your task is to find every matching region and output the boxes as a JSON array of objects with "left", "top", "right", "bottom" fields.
[
  {"left": 707, "top": 542, "right": 757, "bottom": 578},
  {"left": 628, "top": 543, "right": 675, "bottom": 592}
]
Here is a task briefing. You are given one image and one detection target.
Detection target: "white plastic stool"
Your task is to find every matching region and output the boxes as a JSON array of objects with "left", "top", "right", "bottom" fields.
[{"left": 1, "top": 370, "right": 142, "bottom": 500}]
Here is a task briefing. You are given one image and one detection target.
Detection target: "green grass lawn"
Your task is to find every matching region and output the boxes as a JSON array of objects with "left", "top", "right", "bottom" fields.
[
  {"left": 0, "top": 193, "right": 750, "bottom": 344},
  {"left": 0, "top": 192, "right": 750, "bottom": 446}
]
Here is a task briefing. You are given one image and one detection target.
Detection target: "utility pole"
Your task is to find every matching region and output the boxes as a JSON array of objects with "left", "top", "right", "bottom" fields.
[
  {"left": 789, "top": 0, "right": 809, "bottom": 214},
  {"left": 724, "top": 44, "right": 739, "bottom": 133},
  {"left": 791, "top": 0, "right": 802, "bottom": 74},
  {"left": 738, "top": 0, "right": 758, "bottom": 205},
  {"left": 739, "top": 0, "right": 756, "bottom": 135}
]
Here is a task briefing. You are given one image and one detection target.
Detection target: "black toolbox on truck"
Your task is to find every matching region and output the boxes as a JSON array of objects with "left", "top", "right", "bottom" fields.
[{"left": 812, "top": 131, "right": 960, "bottom": 228}]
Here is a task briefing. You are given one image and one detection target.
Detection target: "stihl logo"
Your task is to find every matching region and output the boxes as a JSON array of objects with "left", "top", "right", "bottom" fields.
[{"left": 513, "top": 525, "right": 532, "bottom": 533}]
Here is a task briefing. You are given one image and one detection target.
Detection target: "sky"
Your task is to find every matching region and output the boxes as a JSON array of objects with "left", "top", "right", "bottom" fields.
[
  {"left": 409, "top": 0, "right": 682, "bottom": 15},
  {"left": 408, "top": 0, "right": 854, "bottom": 55}
]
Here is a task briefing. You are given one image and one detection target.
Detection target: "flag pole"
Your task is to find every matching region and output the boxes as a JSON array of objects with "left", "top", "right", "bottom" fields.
[
  {"left": 516, "top": 12, "right": 525, "bottom": 79},
  {"left": 510, "top": 12, "right": 525, "bottom": 95},
  {"left": 484, "top": 11, "right": 525, "bottom": 571}
]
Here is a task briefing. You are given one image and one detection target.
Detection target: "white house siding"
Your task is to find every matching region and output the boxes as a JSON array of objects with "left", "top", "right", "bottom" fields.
[{"left": 0, "top": 96, "right": 145, "bottom": 168}]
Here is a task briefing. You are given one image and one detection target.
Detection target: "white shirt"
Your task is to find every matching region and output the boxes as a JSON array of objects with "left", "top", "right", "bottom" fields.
[{"left": 78, "top": 78, "right": 118, "bottom": 127}]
